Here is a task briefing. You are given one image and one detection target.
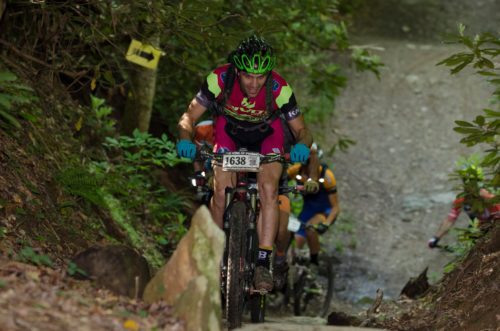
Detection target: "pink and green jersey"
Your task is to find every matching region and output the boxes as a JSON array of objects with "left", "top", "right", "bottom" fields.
[
  {"left": 195, "top": 64, "right": 301, "bottom": 154},
  {"left": 196, "top": 64, "right": 300, "bottom": 123}
]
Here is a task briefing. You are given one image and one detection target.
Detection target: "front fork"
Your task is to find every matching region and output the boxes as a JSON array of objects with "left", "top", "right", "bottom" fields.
[
  {"left": 246, "top": 188, "right": 259, "bottom": 287},
  {"left": 221, "top": 187, "right": 234, "bottom": 295},
  {"left": 221, "top": 186, "right": 259, "bottom": 296}
]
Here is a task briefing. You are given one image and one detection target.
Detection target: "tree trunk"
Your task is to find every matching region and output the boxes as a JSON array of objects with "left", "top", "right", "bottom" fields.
[
  {"left": 121, "top": 34, "right": 159, "bottom": 134},
  {"left": 0, "top": 0, "right": 6, "bottom": 22}
]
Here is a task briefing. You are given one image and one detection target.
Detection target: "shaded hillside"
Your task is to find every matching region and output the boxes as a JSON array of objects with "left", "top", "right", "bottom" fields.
[
  {"left": 376, "top": 222, "right": 500, "bottom": 330},
  {"left": 0, "top": 74, "right": 107, "bottom": 262}
]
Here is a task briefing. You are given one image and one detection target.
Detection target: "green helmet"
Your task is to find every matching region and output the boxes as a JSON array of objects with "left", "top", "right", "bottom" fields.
[
  {"left": 230, "top": 35, "right": 276, "bottom": 74},
  {"left": 458, "top": 164, "right": 484, "bottom": 186}
]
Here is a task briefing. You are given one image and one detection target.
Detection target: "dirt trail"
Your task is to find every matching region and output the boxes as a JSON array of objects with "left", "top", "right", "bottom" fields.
[
  {"left": 307, "top": 0, "right": 500, "bottom": 310},
  {"left": 237, "top": 316, "right": 384, "bottom": 331},
  {"left": 323, "top": 38, "right": 491, "bottom": 304}
]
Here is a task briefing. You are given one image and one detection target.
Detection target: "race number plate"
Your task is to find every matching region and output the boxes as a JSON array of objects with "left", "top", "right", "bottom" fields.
[
  {"left": 287, "top": 215, "right": 302, "bottom": 233},
  {"left": 222, "top": 152, "right": 260, "bottom": 172}
]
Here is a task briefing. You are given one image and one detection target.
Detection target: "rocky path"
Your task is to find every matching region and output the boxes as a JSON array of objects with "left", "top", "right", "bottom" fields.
[
  {"left": 322, "top": 37, "right": 491, "bottom": 305},
  {"left": 237, "top": 316, "right": 384, "bottom": 331}
]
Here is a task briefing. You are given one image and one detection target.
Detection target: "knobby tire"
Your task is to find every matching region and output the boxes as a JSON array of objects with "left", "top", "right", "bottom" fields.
[
  {"left": 320, "top": 256, "right": 334, "bottom": 317},
  {"left": 293, "top": 268, "right": 307, "bottom": 316},
  {"left": 291, "top": 256, "right": 335, "bottom": 317},
  {"left": 226, "top": 201, "right": 248, "bottom": 330},
  {"left": 249, "top": 290, "right": 266, "bottom": 323}
]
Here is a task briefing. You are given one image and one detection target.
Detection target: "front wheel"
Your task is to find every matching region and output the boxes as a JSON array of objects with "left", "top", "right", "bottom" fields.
[
  {"left": 226, "top": 201, "right": 249, "bottom": 329},
  {"left": 320, "top": 255, "right": 334, "bottom": 317}
]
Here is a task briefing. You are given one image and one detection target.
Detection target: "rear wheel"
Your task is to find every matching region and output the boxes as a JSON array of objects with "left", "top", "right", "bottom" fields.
[
  {"left": 293, "top": 268, "right": 307, "bottom": 316},
  {"left": 226, "top": 201, "right": 248, "bottom": 329},
  {"left": 320, "top": 256, "right": 334, "bottom": 317},
  {"left": 249, "top": 293, "right": 266, "bottom": 323}
]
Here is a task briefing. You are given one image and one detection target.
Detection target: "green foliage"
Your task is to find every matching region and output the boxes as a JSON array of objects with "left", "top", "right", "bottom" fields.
[
  {"left": 56, "top": 166, "right": 105, "bottom": 207},
  {"left": 450, "top": 155, "right": 488, "bottom": 208},
  {"left": 104, "top": 129, "right": 180, "bottom": 168},
  {"left": 437, "top": 28, "right": 499, "bottom": 274},
  {"left": 67, "top": 262, "right": 88, "bottom": 277},
  {"left": 91, "top": 130, "right": 190, "bottom": 264},
  {"left": 155, "top": 213, "right": 188, "bottom": 247},
  {"left": 442, "top": 219, "right": 483, "bottom": 273},
  {"left": 438, "top": 24, "right": 499, "bottom": 74},
  {"left": 0, "top": 226, "right": 6, "bottom": 239},
  {"left": 16, "top": 247, "right": 53, "bottom": 267},
  {"left": 438, "top": 26, "right": 500, "bottom": 189},
  {"left": 351, "top": 46, "right": 383, "bottom": 79},
  {"left": 327, "top": 134, "right": 357, "bottom": 156},
  {"left": 0, "top": 1, "right": 384, "bottom": 264},
  {"left": 57, "top": 124, "right": 188, "bottom": 259},
  {"left": 0, "top": 68, "right": 39, "bottom": 130},
  {"left": 90, "top": 95, "right": 116, "bottom": 138},
  {"left": 1, "top": 1, "right": 381, "bottom": 143}
]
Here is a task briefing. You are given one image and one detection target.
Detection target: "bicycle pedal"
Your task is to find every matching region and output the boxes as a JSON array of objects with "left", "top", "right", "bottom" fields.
[{"left": 251, "top": 288, "right": 269, "bottom": 295}]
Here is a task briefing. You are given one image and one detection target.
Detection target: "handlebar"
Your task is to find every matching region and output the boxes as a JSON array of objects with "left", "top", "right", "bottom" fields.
[{"left": 279, "top": 184, "right": 305, "bottom": 194}]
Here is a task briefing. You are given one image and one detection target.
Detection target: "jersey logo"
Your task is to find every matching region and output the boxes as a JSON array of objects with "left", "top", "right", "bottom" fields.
[
  {"left": 272, "top": 79, "right": 280, "bottom": 92},
  {"left": 241, "top": 97, "right": 256, "bottom": 109},
  {"left": 225, "top": 97, "right": 267, "bottom": 121},
  {"left": 221, "top": 71, "right": 227, "bottom": 83},
  {"left": 287, "top": 107, "right": 300, "bottom": 118}
]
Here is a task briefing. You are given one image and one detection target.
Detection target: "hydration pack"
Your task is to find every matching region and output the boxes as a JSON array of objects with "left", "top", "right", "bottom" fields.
[{"left": 210, "top": 65, "right": 296, "bottom": 151}]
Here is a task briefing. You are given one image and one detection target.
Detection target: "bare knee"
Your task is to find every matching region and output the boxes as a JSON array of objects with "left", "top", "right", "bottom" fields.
[{"left": 259, "top": 181, "right": 278, "bottom": 204}]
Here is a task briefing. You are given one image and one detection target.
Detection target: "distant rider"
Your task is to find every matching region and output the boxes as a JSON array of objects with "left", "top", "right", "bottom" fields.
[
  {"left": 428, "top": 165, "right": 499, "bottom": 248},
  {"left": 273, "top": 144, "right": 340, "bottom": 289}
]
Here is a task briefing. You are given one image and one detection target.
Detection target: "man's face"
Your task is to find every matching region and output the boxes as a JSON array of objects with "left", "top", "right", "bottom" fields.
[{"left": 239, "top": 71, "right": 267, "bottom": 98}]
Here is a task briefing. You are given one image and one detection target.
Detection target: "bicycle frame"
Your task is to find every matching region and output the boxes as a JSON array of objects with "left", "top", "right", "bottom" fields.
[{"left": 198, "top": 148, "right": 285, "bottom": 328}]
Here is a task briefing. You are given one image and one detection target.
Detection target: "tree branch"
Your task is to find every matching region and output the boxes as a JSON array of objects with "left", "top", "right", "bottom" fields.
[{"left": 0, "top": 38, "right": 87, "bottom": 78}]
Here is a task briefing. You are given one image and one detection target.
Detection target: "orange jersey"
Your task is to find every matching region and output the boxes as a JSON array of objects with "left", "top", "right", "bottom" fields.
[{"left": 193, "top": 120, "right": 214, "bottom": 147}]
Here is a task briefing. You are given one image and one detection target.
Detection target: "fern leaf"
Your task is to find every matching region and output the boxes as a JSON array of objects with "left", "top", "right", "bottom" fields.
[{"left": 0, "top": 109, "right": 21, "bottom": 128}]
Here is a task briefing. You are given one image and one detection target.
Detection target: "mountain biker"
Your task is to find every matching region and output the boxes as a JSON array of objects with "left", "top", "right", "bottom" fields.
[
  {"left": 177, "top": 35, "right": 313, "bottom": 292},
  {"left": 273, "top": 144, "right": 340, "bottom": 289},
  {"left": 428, "top": 165, "right": 500, "bottom": 248}
]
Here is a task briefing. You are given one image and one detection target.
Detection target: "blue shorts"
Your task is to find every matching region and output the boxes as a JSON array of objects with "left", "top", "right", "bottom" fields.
[{"left": 296, "top": 207, "right": 332, "bottom": 238}]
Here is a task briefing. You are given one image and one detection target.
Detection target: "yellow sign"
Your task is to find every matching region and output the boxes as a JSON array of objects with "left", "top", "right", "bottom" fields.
[{"left": 125, "top": 39, "right": 162, "bottom": 70}]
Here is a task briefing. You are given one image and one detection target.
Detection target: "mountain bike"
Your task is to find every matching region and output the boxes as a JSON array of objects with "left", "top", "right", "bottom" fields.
[
  {"left": 198, "top": 148, "right": 285, "bottom": 329},
  {"left": 284, "top": 218, "right": 335, "bottom": 317}
]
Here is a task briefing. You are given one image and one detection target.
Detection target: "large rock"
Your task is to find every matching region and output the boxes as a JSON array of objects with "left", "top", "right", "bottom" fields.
[
  {"left": 71, "top": 244, "right": 151, "bottom": 298},
  {"left": 143, "top": 206, "right": 224, "bottom": 331}
]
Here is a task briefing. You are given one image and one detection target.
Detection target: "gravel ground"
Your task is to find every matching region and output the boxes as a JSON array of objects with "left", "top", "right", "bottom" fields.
[{"left": 320, "top": 0, "right": 498, "bottom": 308}]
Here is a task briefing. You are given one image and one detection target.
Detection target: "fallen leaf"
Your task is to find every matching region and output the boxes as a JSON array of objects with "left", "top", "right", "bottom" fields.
[{"left": 123, "top": 319, "right": 139, "bottom": 331}]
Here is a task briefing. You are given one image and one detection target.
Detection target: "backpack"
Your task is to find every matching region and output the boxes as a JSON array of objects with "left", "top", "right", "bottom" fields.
[{"left": 210, "top": 64, "right": 297, "bottom": 151}]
